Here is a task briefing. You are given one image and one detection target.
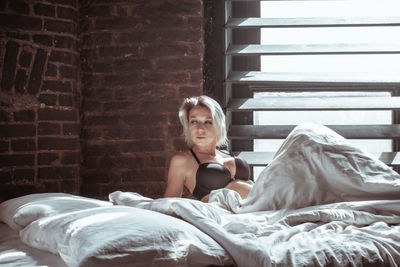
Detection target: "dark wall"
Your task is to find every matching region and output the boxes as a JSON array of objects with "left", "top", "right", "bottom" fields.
[
  {"left": 78, "top": 0, "right": 204, "bottom": 198},
  {"left": 0, "top": 0, "right": 80, "bottom": 201},
  {"left": 0, "top": 0, "right": 204, "bottom": 201}
]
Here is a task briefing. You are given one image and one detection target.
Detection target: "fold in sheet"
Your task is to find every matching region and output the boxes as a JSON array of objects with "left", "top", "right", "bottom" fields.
[{"left": 110, "top": 123, "right": 400, "bottom": 267}]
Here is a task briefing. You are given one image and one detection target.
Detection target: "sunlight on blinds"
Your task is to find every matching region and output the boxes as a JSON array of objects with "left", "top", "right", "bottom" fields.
[{"left": 254, "top": 1, "right": 398, "bottom": 179}]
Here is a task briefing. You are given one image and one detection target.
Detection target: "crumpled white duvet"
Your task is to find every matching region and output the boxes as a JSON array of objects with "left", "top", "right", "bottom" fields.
[
  {"left": 110, "top": 123, "right": 400, "bottom": 267},
  {"left": 19, "top": 123, "right": 400, "bottom": 267}
]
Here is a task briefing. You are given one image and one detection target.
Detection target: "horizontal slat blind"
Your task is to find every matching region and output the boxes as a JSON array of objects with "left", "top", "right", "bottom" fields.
[
  {"left": 235, "top": 151, "right": 400, "bottom": 166},
  {"left": 229, "top": 125, "right": 400, "bottom": 140},
  {"left": 227, "top": 17, "right": 400, "bottom": 28},
  {"left": 228, "top": 97, "right": 400, "bottom": 111},
  {"left": 223, "top": 1, "right": 400, "bottom": 175},
  {"left": 227, "top": 71, "right": 400, "bottom": 84},
  {"left": 227, "top": 43, "right": 400, "bottom": 56}
]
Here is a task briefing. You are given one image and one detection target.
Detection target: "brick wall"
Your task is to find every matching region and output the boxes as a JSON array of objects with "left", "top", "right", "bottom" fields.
[
  {"left": 0, "top": 0, "right": 80, "bottom": 201},
  {"left": 0, "top": 0, "right": 204, "bottom": 201},
  {"left": 79, "top": 0, "right": 203, "bottom": 199}
]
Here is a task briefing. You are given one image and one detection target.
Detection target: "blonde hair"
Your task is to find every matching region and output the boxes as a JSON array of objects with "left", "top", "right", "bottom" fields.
[{"left": 178, "top": 95, "right": 228, "bottom": 148}]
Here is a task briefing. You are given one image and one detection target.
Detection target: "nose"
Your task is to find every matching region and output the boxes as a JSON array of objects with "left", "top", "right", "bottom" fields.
[{"left": 196, "top": 122, "right": 205, "bottom": 130}]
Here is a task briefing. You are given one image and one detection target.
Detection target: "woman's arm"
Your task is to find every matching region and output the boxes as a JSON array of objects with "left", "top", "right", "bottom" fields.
[{"left": 164, "top": 154, "right": 187, "bottom": 198}]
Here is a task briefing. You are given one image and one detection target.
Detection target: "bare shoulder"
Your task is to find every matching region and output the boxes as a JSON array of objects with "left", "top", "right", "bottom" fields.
[{"left": 169, "top": 151, "right": 193, "bottom": 168}]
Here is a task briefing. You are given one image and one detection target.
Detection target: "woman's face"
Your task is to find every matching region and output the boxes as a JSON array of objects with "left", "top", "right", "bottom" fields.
[{"left": 188, "top": 105, "right": 217, "bottom": 147}]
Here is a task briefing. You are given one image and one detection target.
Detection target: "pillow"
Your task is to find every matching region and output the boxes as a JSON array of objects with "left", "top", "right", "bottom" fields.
[
  {"left": 0, "top": 193, "right": 112, "bottom": 231},
  {"left": 20, "top": 205, "right": 233, "bottom": 267}
]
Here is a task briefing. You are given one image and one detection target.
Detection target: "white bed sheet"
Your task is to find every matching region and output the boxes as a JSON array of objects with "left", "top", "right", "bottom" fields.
[
  {"left": 109, "top": 123, "right": 400, "bottom": 267},
  {"left": 0, "top": 222, "right": 67, "bottom": 267},
  {"left": 2, "top": 123, "right": 400, "bottom": 267}
]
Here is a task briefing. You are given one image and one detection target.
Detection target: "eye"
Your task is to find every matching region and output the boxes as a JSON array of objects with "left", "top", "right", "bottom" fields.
[
  {"left": 205, "top": 120, "right": 213, "bottom": 125},
  {"left": 190, "top": 120, "right": 198, "bottom": 125}
]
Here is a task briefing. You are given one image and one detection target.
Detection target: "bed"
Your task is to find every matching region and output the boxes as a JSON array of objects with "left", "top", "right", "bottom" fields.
[{"left": 1, "top": 123, "right": 400, "bottom": 267}]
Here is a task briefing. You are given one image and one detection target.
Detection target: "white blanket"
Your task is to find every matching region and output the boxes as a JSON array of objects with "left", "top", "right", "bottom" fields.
[
  {"left": 110, "top": 123, "right": 400, "bottom": 266},
  {"left": 17, "top": 123, "right": 400, "bottom": 266}
]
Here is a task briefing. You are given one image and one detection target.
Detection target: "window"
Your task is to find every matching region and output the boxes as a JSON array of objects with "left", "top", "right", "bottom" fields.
[{"left": 223, "top": 0, "right": 400, "bottom": 180}]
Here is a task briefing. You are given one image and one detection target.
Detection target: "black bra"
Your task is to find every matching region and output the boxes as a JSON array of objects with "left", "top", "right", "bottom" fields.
[{"left": 190, "top": 149, "right": 252, "bottom": 200}]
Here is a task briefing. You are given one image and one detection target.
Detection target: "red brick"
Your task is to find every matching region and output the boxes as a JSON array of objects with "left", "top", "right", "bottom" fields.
[
  {"left": 91, "top": 63, "right": 112, "bottom": 73},
  {"left": 118, "top": 32, "right": 154, "bottom": 43},
  {"left": 14, "top": 169, "right": 35, "bottom": 182},
  {"left": 0, "top": 14, "right": 42, "bottom": 31},
  {"left": 61, "top": 152, "right": 80, "bottom": 164},
  {"left": 104, "top": 127, "right": 165, "bottom": 140},
  {"left": 98, "top": 46, "right": 139, "bottom": 58},
  {"left": 81, "top": 172, "right": 111, "bottom": 184},
  {"left": 33, "top": 35, "right": 53, "bottom": 47},
  {"left": 6, "top": 32, "right": 29, "bottom": 41},
  {"left": 45, "top": 63, "right": 58, "bottom": 77},
  {"left": 57, "top": 6, "right": 77, "bottom": 20},
  {"left": 143, "top": 71, "right": 189, "bottom": 85},
  {"left": 60, "top": 180, "right": 77, "bottom": 193},
  {"left": 113, "top": 59, "right": 152, "bottom": 72},
  {"left": 81, "top": 32, "right": 112, "bottom": 47},
  {"left": 14, "top": 110, "right": 35, "bottom": 122},
  {"left": 120, "top": 140, "right": 165, "bottom": 153},
  {"left": 179, "top": 86, "right": 202, "bottom": 97},
  {"left": 0, "top": 124, "right": 36, "bottom": 137},
  {"left": 63, "top": 123, "right": 79, "bottom": 135},
  {"left": 46, "top": 0, "right": 75, "bottom": 6},
  {"left": 159, "top": 30, "right": 200, "bottom": 43},
  {"left": 0, "top": 110, "right": 11, "bottom": 121},
  {"left": 11, "top": 139, "right": 36, "bottom": 151},
  {"left": 95, "top": 17, "right": 141, "bottom": 30},
  {"left": 42, "top": 181, "right": 60, "bottom": 192},
  {"left": 139, "top": 100, "right": 180, "bottom": 113},
  {"left": 42, "top": 80, "right": 72, "bottom": 93},
  {"left": 82, "top": 143, "right": 121, "bottom": 157},
  {"left": 38, "top": 153, "right": 59, "bottom": 165},
  {"left": 14, "top": 69, "right": 28, "bottom": 93},
  {"left": 81, "top": 128, "right": 102, "bottom": 139},
  {"left": 157, "top": 57, "right": 201, "bottom": 71},
  {"left": 0, "top": 141, "right": 9, "bottom": 152},
  {"left": 0, "top": 171, "right": 12, "bottom": 183},
  {"left": 19, "top": 49, "right": 32, "bottom": 68},
  {"left": 103, "top": 74, "right": 142, "bottom": 87},
  {"left": 159, "top": 1, "right": 201, "bottom": 15},
  {"left": 82, "top": 5, "right": 110, "bottom": 17},
  {"left": 44, "top": 19, "right": 75, "bottom": 34},
  {"left": 38, "top": 108, "right": 78, "bottom": 121},
  {"left": 83, "top": 115, "right": 119, "bottom": 126},
  {"left": 38, "top": 166, "right": 77, "bottom": 179},
  {"left": 49, "top": 50, "right": 77, "bottom": 65},
  {"left": 144, "top": 15, "right": 183, "bottom": 29},
  {"left": 34, "top": 3, "right": 56, "bottom": 17},
  {"left": 38, "top": 137, "right": 78, "bottom": 150},
  {"left": 144, "top": 44, "right": 190, "bottom": 57},
  {"left": 0, "top": 154, "right": 35, "bottom": 167},
  {"left": 123, "top": 114, "right": 167, "bottom": 126},
  {"left": 59, "top": 95, "right": 73, "bottom": 107},
  {"left": 1, "top": 41, "right": 19, "bottom": 91},
  {"left": 28, "top": 49, "right": 47, "bottom": 95},
  {"left": 38, "top": 122, "right": 60, "bottom": 135},
  {"left": 9, "top": 1, "right": 30, "bottom": 14},
  {"left": 59, "top": 65, "right": 76, "bottom": 79},
  {"left": 54, "top": 35, "right": 77, "bottom": 49},
  {"left": 39, "top": 94, "right": 58, "bottom": 106}
]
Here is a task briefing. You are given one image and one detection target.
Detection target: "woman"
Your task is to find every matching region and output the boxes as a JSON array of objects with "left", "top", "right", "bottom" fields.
[{"left": 164, "top": 95, "right": 254, "bottom": 202}]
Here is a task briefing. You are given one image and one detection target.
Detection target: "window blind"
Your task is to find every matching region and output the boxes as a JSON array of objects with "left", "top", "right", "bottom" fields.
[{"left": 223, "top": 0, "right": 400, "bottom": 178}]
